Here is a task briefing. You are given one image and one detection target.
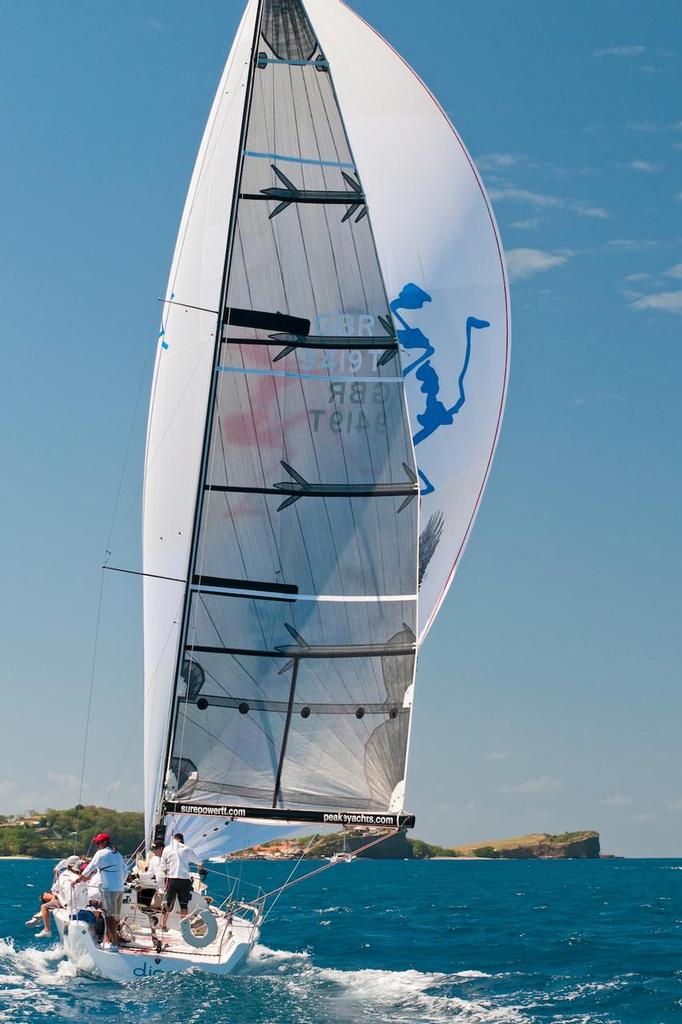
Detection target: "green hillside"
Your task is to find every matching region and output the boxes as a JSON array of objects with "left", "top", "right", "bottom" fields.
[{"left": 0, "top": 806, "right": 144, "bottom": 858}]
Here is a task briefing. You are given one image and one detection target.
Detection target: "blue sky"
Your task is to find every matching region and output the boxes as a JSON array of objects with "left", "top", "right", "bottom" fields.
[{"left": 0, "top": 1, "right": 680, "bottom": 856}]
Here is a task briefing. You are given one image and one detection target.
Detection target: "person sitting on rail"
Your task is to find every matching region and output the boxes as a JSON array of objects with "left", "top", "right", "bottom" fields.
[{"left": 31, "top": 857, "right": 88, "bottom": 938}]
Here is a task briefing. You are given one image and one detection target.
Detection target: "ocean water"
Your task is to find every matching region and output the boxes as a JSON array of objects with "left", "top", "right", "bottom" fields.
[{"left": 1, "top": 857, "right": 681, "bottom": 1023}]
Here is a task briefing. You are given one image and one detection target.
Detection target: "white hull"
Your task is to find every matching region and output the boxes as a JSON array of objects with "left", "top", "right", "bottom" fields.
[{"left": 53, "top": 905, "right": 259, "bottom": 981}]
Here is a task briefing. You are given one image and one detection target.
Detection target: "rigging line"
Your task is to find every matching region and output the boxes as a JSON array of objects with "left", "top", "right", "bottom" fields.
[
  {"left": 103, "top": 565, "right": 186, "bottom": 584},
  {"left": 261, "top": 829, "right": 401, "bottom": 913},
  {"left": 158, "top": 297, "right": 219, "bottom": 316},
  {"left": 105, "top": 327, "right": 159, "bottom": 557},
  {"left": 102, "top": 604, "right": 183, "bottom": 814},
  {"left": 260, "top": 830, "right": 319, "bottom": 925},
  {"left": 74, "top": 566, "right": 106, "bottom": 854}
]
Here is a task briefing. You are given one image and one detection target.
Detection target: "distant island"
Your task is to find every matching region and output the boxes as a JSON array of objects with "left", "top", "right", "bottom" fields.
[
  {"left": 0, "top": 807, "right": 600, "bottom": 861},
  {"left": 234, "top": 829, "right": 601, "bottom": 861}
]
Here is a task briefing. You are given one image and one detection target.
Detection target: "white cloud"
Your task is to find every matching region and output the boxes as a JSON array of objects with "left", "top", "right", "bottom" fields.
[
  {"left": 509, "top": 217, "right": 540, "bottom": 229},
  {"left": 662, "top": 798, "right": 682, "bottom": 812},
  {"left": 0, "top": 772, "right": 89, "bottom": 815},
  {"left": 485, "top": 751, "right": 510, "bottom": 761},
  {"left": 46, "top": 771, "right": 80, "bottom": 790},
  {"left": 627, "top": 120, "right": 682, "bottom": 132},
  {"left": 499, "top": 775, "right": 562, "bottom": 794},
  {"left": 477, "top": 152, "right": 528, "bottom": 170},
  {"left": 623, "top": 272, "right": 651, "bottom": 282},
  {"left": 666, "top": 263, "right": 682, "bottom": 279},
  {"left": 605, "top": 238, "right": 659, "bottom": 250},
  {"left": 593, "top": 46, "right": 645, "bottom": 57},
  {"left": 506, "top": 248, "right": 571, "bottom": 281},
  {"left": 675, "top": 191, "right": 682, "bottom": 201},
  {"left": 625, "top": 160, "right": 661, "bottom": 173},
  {"left": 630, "top": 290, "right": 682, "bottom": 313},
  {"left": 572, "top": 202, "right": 609, "bottom": 219},
  {"left": 489, "top": 187, "right": 562, "bottom": 209},
  {"left": 599, "top": 795, "right": 631, "bottom": 806},
  {"left": 489, "top": 187, "right": 608, "bottom": 219}
]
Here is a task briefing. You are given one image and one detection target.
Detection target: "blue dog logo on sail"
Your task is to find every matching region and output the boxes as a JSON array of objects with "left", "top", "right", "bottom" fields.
[{"left": 390, "top": 283, "right": 490, "bottom": 494}]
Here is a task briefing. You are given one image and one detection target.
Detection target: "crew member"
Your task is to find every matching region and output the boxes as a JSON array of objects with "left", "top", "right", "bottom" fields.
[
  {"left": 135, "top": 841, "right": 165, "bottom": 908},
  {"left": 31, "top": 856, "right": 87, "bottom": 937},
  {"left": 160, "top": 832, "right": 203, "bottom": 930},
  {"left": 74, "top": 833, "right": 126, "bottom": 951}
]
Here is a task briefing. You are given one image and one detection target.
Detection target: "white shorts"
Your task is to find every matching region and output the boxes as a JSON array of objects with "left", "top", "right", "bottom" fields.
[{"left": 100, "top": 890, "right": 123, "bottom": 916}]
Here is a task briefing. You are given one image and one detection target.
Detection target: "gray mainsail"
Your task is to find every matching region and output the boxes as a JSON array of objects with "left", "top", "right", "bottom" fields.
[{"left": 162, "top": 0, "right": 418, "bottom": 827}]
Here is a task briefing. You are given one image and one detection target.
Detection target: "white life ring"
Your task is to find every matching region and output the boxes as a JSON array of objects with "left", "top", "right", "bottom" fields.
[{"left": 180, "top": 909, "right": 218, "bottom": 948}]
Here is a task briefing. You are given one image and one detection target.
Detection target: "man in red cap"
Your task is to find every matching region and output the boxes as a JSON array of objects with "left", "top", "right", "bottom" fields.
[{"left": 74, "top": 833, "right": 126, "bottom": 950}]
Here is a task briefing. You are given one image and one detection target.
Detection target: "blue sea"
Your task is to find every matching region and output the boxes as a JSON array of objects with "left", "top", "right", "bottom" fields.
[{"left": 1, "top": 858, "right": 681, "bottom": 1023}]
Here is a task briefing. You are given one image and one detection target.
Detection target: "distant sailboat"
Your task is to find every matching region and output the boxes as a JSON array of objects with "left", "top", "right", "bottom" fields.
[{"left": 57, "top": 0, "right": 509, "bottom": 980}]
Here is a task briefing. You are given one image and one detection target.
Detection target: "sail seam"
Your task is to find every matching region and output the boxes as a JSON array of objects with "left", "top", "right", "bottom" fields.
[
  {"left": 244, "top": 149, "right": 353, "bottom": 168},
  {"left": 215, "top": 366, "right": 402, "bottom": 382}
]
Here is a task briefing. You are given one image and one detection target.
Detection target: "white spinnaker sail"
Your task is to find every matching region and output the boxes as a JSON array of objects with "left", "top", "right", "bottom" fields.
[
  {"left": 306, "top": 0, "right": 510, "bottom": 642},
  {"left": 142, "top": 1, "right": 259, "bottom": 847}
]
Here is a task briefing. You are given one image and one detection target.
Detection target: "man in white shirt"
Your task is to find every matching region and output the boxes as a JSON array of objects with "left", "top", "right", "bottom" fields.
[
  {"left": 133, "top": 842, "right": 165, "bottom": 908},
  {"left": 147, "top": 843, "right": 165, "bottom": 887},
  {"left": 74, "top": 833, "right": 127, "bottom": 950},
  {"left": 160, "top": 832, "right": 203, "bottom": 930}
]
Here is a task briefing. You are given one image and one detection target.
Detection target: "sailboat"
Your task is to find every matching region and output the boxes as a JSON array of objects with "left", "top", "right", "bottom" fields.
[{"left": 56, "top": 0, "right": 509, "bottom": 981}]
